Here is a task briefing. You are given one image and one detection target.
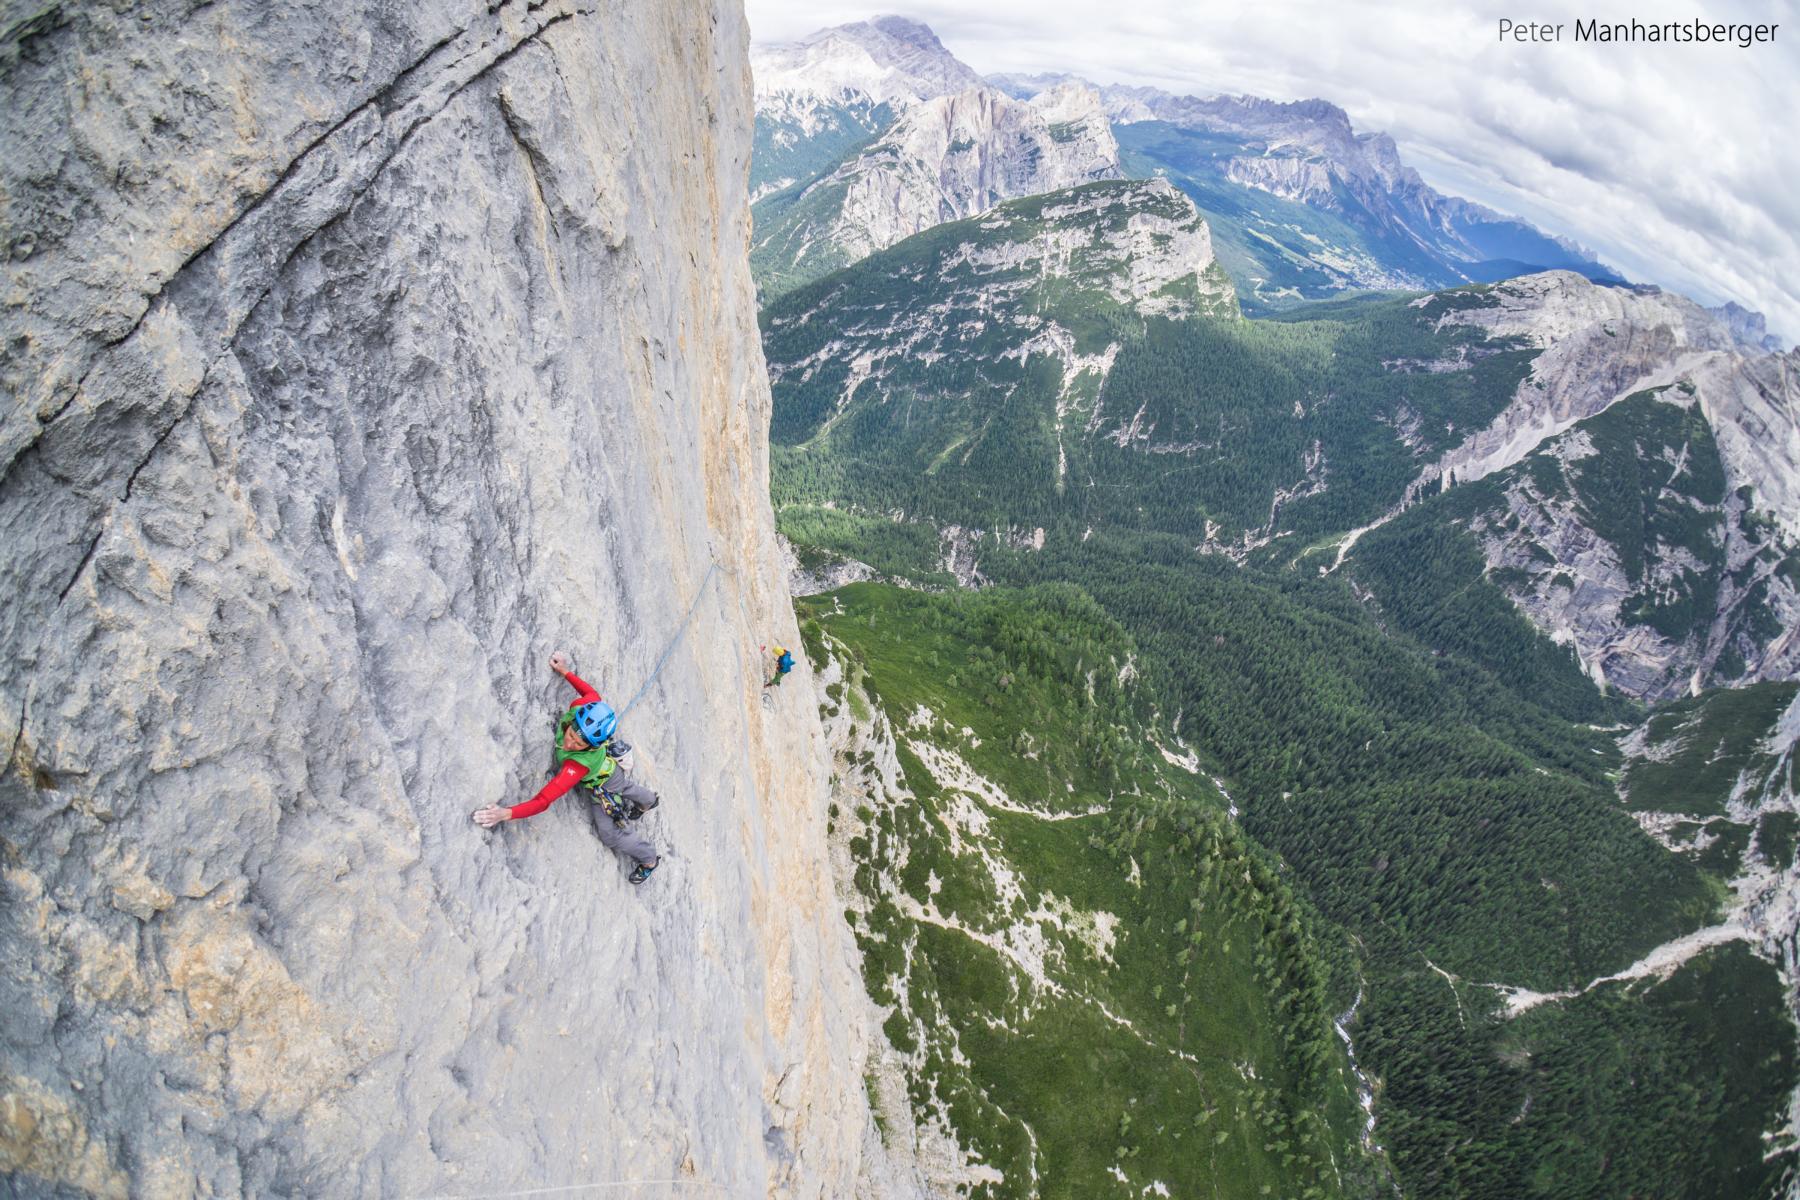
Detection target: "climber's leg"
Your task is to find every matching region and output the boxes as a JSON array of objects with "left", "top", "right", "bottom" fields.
[{"left": 588, "top": 799, "right": 658, "bottom": 866}]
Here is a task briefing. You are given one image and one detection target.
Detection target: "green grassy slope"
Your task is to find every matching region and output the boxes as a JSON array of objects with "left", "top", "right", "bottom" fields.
[
  {"left": 766, "top": 175, "right": 1800, "bottom": 1200},
  {"left": 763, "top": 187, "right": 1536, "bottom": 566},
  {"left": 808, "top": 583, "right": 1384, "bottom": 1198}
]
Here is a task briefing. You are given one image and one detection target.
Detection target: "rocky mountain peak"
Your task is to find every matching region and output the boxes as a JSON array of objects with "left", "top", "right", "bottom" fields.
[
  {"left": 1094, "top": 79, "right": 1623, "bottom": 292},
  {"left": 984, "top": 69, "right": 1087, "bottom": 99},
  {"left": 750, "top": 80, "right": 1123, "bottom": 297},
  {"left": 1415, "top": 271, "right": 1746, "bottom": 492},
  {"left": 863, "top": 14, "right": 948, "bottom": 51},
  {"left": 751, "top": 14, "right": 981, "bottom": 109},
  {"left": 1709, "top": 300, "right": 1787, "bottom": 353},
  {"left": 1028, "top": 79, "right": 1107, "bottom": 123},
  {"left": 1107, "top": 87, "right": 1358, "bottom": 152},
  {"left": 1039, "top": 177, "right": 1232, "bottom": 314},
  {"left": 1353, "top": 130, "right": 1424, "bottom": 192},
  {"left": 757, "top": 21, "right": 1623, "bottom": 303},
  {"left": 1409, "top": 273, "right": 1800, "bottom": 675}
]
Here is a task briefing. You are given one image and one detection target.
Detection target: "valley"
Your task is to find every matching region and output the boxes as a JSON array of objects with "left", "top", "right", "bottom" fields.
[
  {"left": 2, "top": 6, "right": 1789, "bottom": 1197},
  {"left": 752, "top": 15, "right": 1800, "bottom": 1199}
]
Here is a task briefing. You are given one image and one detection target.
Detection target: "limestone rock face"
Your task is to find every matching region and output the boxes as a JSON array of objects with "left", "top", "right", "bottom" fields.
[
  {"left": 747, "top": 16, "right": 982, "bottom": 207},
  {"left": 1416, "top": 272, "right": 1745, "bottom": 497},
  {"left": 1709, "top": 300, "right": 1788, "bottom": 354},
  {"left": 0, "top": 2, "right": 874, "bottom": 1196},
  {"left": 751, "top": 83, "right": 1123, "bottom": 296},
  {"left": 761, "top": 178, "right": 1234, "bottom": 441},
  {"left": 751, "top": 15, "right": 981, "bottom": 119},
  {"left": 1406, "top": 272, "right": 1800, "bottom": 698},
  {"left": 1692, "top": 350, "right": 1800, "bottom": 542},
  {"left": 1466, "top": 415, "right": 1800, "bottom": 699},
  {"left": 834, "top": 84, "right": 1120, "bottom": 259},
  {"left": 1419, "top": 273, "right": 1800, "bottom": 537}
]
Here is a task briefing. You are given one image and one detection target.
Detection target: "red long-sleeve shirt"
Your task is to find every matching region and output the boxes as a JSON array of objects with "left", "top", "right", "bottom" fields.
[{"left": 509, "top": 670, "right": 603, "bottom": 820}]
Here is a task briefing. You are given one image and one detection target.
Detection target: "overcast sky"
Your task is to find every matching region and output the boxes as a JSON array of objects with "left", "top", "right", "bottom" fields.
[{"left": 744, "top": 0, "right": 1799, "bottom": 345}]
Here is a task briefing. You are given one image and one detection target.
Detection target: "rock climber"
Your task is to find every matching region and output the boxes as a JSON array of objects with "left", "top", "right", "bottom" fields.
[
  {"left": 472, "top": 651, "right": 661, "bottom": 884},
  {"left": 763, "top": 644, "right": 796, "bottom": 689}
]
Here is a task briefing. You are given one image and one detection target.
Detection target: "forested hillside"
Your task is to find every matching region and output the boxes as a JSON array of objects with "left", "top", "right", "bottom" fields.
[
  {"left": 753, "top": 38, "right": 1799, "bottom": 1192},
  {"left": 766, "top": 196, "right": 1541, "bottom": 573},
  {"left": 1350, "top": 385, "right": 1800, "bottom": 699},
  {"left": 763, "top": 187, "right": 1800, "bottom": 1195},
  {"left": 799, "top": 546, "right": 1796, "bottom": 1197},
  {"left": 766, "top": 199, "right": 1799, "bottom": 698},
  {"left": 806, "top": 583, "right": 1385, "bottom": 1198}
]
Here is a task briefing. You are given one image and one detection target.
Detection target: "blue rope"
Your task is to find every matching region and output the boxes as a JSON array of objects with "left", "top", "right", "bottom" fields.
[{"left": 615, "top": 561, "right": 720, "bottom": 720}]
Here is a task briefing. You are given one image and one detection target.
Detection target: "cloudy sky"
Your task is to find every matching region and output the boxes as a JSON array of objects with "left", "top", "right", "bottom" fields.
[{"left": 744, "top": 0, "right": 1799, "bottom": 344}]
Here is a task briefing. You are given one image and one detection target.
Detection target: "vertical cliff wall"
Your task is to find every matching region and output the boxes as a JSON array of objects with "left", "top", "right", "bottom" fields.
[{"left": 0, "top": 2, "right": 871, "bottom": 1194}]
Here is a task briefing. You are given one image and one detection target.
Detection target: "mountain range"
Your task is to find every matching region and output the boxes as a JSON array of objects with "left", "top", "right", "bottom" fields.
[
  {"left": 749, "top": 16, "right": 1631, "bottom": 311},
  {"left": 754, "top": 17, "right": 1800, "bottom": 1197},
  {"left": 5, "top": 6, "right": 1792, "bottom": 1199},
  {"left": 763, "top": 179, "right": 1799, "bottom": 703},
  {"left": 751, "top": 79, "right": 1121, "bottom": 297}
]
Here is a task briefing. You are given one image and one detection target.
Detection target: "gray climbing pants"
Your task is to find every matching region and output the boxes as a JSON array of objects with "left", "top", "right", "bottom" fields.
[{"left": 586, "top": 767, "right": 660, "bottom": 866}]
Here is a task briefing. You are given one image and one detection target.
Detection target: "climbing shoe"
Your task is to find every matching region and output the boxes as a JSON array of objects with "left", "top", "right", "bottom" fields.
[{"left": 628, "top": 860, "right": 658, "bottom": 885}]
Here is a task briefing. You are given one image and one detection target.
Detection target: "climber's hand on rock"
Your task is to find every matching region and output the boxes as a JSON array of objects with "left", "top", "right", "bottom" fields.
[
  {"left": 549, "top": 651, "right": 572, "bottom": 675},
  {"left": 472, "top": 806, "right": 512, "bottom": 828}
]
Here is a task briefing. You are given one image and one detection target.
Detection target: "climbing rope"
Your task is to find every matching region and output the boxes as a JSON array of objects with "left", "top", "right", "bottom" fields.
[{"left": 615, "top": 560, "right": 720, "bottom": 720}]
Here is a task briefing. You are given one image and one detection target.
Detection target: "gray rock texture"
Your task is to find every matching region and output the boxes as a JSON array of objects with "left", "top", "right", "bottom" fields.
[
  {"left": 777, "top": 535, "right": 879, "bottom": 599},
  {"left": 807, "top": 82, "right": 1121, "bottom": 261},
  {"left": 1, "top": 2, "right": 875, "bottom": 1195},
  {"left": 1414, "top": 271, "right": 1746, "bottom": 498},
  {"left": 1397, "top": 272, "right": 1800, "bottom": 698},
  {"left": 750, "top": 66, "right": 1123, "bottom": 296},
  {"left": 751, "top": 15, "right": 982, "bottom": 115}
]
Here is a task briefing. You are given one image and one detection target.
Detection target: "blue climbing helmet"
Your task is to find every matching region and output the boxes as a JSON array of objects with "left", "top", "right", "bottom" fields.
[{"left": 574, "top": 701, "right": 617, "bottom": 747}]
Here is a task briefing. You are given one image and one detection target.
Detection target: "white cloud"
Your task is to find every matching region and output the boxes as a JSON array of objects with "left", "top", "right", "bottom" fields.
[{"left": 745, "top": 0, "right": 1800, "bottom": 344}]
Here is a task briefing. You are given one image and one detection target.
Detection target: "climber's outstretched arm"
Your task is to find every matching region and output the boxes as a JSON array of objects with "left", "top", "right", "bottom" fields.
[
  {"left": 473, "top": 759, "right": 589, "bottom": 827},
  {"left": 550, "top": 649, "right": 601, "bottom": 707},
  {"left": 562, "top": 669, "right": 600, "bottom": 708}
]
